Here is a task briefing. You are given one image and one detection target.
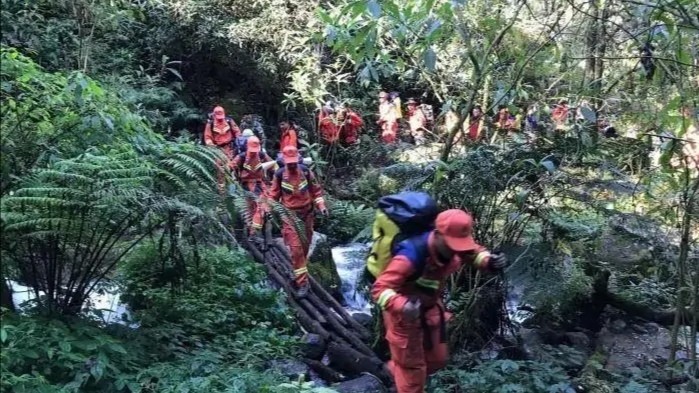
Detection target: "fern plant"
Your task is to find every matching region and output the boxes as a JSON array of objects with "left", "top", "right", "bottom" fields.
[{"left": 1, "top": 142, "right": 221, "bottom": 316}]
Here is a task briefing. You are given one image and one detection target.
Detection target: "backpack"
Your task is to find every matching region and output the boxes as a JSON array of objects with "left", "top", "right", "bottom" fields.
[
  {"left": 205, "top": 115, "right": 237, "bottom": 145},
  {"left": 236, "top": 151, "right": 270, "bottom": 172},
  {"left": 388, "top": 92, "right": 403, "bottom": 119},
  {"left": 420, "top": 104, "right": 434, "bottom": 130},
  {"left": 366, "top": 192, "right": 439, "bottom": 279},
  {"left": 273, "top": 165, "right": 313, "bottom": 194},
  {"left": 234, "top": 135, "right": 249, "bottom": 155}
]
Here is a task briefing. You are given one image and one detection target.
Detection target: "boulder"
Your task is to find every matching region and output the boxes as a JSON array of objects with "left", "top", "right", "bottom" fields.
[
  {"left": 308, "top": 234, "right": 343, "bottom": 301},
  {"left": 332, "top": 373, "right": 387, "bottom": 393},
  {"left": 267, "top": 359, "right": 310, "bottom": 380},
  {"left": 302, "top": 333, "right": 327, "bottom": 361},
  {"left": 564, "top": 332, "right": 591, "bottom": 352}
]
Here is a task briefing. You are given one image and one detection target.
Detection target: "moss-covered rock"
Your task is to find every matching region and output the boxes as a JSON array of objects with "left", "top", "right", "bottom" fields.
[{"left": 308, "top": 236, "right": 343, "bottom": 302}]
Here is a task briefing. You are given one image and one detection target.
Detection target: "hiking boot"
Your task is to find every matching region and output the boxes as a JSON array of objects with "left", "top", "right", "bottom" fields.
[{"left": 296, "top": 282, "right": 310, "bottom": 298}]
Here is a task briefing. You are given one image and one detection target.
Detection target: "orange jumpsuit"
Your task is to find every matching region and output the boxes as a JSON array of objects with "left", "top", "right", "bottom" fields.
[
  {"left": 280, "top": 127, "right": 299, "bottom": 151},
  {"left": 468, "top": 114, "right": 482, "bottom": 140},
  {"left": 232, "top": 151, "right": 277, "bottom": 232},
  {"left": 256, "top": 166, "right": 326, "bottom": 286},
  {"left": 340, "top": 110, "right": 364, "bottom": 145},
  {"left": 205, "top": 119, "right": 241, "bottom": 192},
  {"left": 372, "top": 232, "right": 494, "bottom": 393},
  {"left": 379, "top": 101, "right": 399, "bottom": 144},
  {"left": 407, "top": 106, "right": 427, "bottom": 145},
  {"left": 319, "top": 112, "right": 341, "bottom": 144},
  {"left": 552, "top": 105, "right": 569, "bottom": 130}
]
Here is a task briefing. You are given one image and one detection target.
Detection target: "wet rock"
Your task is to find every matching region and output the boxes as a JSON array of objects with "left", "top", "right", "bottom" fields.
[
  {"left": 267, "top": 359, "right": 310, "bottom": 380},
  {"left": 308, "top": 235, "right": 343, "bottom": 301},
  {"left": 609, "top": 319, "right": 627, "bottom": 333},
  {"left": 564, "top": 332, "right": 591, "bottom": 351},
  {"left": 351, "top": 312, "right": 373, "bottom": 329},
  {"left": 332, "top": 373, "right": 387, "bottom": 393},
  {"left": 302, "top": 333, "right": 327, "bottom": 360},
  {"left": 597, "top": 320, "right": 673, "bottom": 372}
]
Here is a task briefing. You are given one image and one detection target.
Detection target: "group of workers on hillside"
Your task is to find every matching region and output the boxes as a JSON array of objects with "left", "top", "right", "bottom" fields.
[{"left": 202, "top": 98, "right": 696, "bottom": 393}]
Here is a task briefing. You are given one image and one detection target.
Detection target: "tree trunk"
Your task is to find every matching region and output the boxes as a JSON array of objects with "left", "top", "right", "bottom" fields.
[{"left": 1, "top": 277, "right": 15, "bottom": 312}]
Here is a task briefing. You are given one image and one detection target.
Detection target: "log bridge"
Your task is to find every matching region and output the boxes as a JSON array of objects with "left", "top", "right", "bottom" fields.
[{"left": 243, "top": 236, "right": 391, "bottom": 390}]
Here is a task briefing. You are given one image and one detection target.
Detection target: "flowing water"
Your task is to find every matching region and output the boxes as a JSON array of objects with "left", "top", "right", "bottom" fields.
[
  {"left": 331, "top": 242, "right": 525, "bottom": 324},
  {"left": 331, "top": 243, "right": 372, "bottom": 315},
  {"left": 8, "top": 280, "right": 134, "bottom": 326}
]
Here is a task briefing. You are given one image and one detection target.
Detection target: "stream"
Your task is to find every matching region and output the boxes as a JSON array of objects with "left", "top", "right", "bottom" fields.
[
  {"left": 331, "top": 242, "right": 526, "bottom": 324},
  {"left": 8, "top": 280, "right": 134, "bottom": 326}
]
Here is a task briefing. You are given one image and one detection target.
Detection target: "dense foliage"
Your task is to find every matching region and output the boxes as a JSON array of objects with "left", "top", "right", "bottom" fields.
[{"left": 1, "top": 0, "right": 698, "bottom": 392}]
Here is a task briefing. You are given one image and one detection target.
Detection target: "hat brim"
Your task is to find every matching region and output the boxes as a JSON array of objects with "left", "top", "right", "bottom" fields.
[
  {"left": 443, "top": 235, "right": 477, "bottom": 252},
  {"left": 248, "top": 145, "right": 260, "bottom": 153},
  {"left": 284, "top": 155, "right": 299, "bottom": 164}
]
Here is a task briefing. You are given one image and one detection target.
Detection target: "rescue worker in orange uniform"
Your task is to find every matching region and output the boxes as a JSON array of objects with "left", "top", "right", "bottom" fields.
[
  {"left": 338, "top": 107, "right": 364, "bottom": 145},
  {"left": 467, "top": 105, "right": 483, "bottom": 141},
  {"left": 318, "top": 106, "right": 341, "bottom": 144},
  {"left": 279, "top": 120, "right": 299, "bottom": 151},
  {"left": 232, "top": 136, "right": 278, "bottom": 234},
  {"left": 372, "top": 209, "right": 508, "bottom": 393},
  {"left": 378, "top": 91, "right": 399, "bottom": 144},
  {"left": 406, "top": 98, "right": 428, "bottom": 146},
  {"left": 551, "top": 100, "right": 569, "bottom": 131},
  {"left": 204, "top": 106, "right": 241, "bottom": 193},
  {"left": 255, "top": 146, "right": 328, "bottom": 297}
]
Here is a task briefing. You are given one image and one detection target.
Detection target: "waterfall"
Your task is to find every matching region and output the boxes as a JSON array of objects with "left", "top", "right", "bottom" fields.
[{"left": 331, "top": 243, "right": 372, "bottom": 315}]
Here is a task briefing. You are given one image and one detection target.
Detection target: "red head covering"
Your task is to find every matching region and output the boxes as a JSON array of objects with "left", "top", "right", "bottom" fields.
[
  {"left": 213, "top": 106, "right": 226, "bottom": 120},
  {"left": 435, "top": 209, "right": 477, "bottom": 252}
]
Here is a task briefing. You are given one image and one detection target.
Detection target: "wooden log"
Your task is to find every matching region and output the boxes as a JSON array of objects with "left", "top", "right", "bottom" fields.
[
  {"left": 302, "top": 358, "right": 345, "bottom": 383},
  {"left": 332, "top": 374, "right": 387, "bottom": 393},
  {"left": 327, "top": 342, "right": 390, "bottom": 384},
  {"left": 593, "top": 269, "right": 696, "bottom": 327},
  {"left": 247, "top": 242, "right": 330, "bottom": 340},
  {"left": 300, "top": 298, "right": 327, "bottom": 325},
  {"left": 310, "top": 275, "right": 372, "bottom": 339}
]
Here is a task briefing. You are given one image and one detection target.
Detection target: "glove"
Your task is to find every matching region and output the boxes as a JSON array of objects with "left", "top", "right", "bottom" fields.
[
  {"left": 402, "top": 299, "right": 421, "bottom": 321},
  {"left": 490, "top": 252, "right": 508, "bottom": 271}
]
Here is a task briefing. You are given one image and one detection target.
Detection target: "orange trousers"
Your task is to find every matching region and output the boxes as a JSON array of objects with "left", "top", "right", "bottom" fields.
[
  {"left": 242, "top": 180, "right": 265, "bottom": 234},
  {"left": 383, "top": 305, "right": 449, "bottom": 393},
  {"left": 282, "top": 209, "right": 314, "bottom": 286},
  {"left": 381, "top": 121, "right": 398, "bottom": 144}
]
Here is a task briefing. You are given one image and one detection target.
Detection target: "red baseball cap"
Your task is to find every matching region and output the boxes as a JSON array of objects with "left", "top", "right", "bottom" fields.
[
  {"left": 247, "top": 136, "right": 261, "bottom": 153},
  {"left": 435, "top": 209, "right": 477, "bottom": 252},
  {"left": 282, "top": 146, "right": 299, "bottom": 164},
  {"left": 213, "top": 106, "right": 225, "bottom": 120}
]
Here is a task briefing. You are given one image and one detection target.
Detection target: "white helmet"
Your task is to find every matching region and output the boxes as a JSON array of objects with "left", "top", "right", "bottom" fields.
[{"left": 242, "top": 129, "right": 254, "bottom": 137}]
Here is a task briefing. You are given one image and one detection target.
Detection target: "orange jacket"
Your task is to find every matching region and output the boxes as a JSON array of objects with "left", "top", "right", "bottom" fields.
[
  {"left": 372, "top": 232, "right": 492, "bottom": 315},
  {"left": 552, "top": 105, "right": 568, "bottom": 124},
  {"left": 231, "top": 152, "right": 277, "bottom": 183},
  {"left": 319, "top": 112, "right": 340, "bottom": 143},
  {"left": 280, "top": 128, "right": 298, "bottom": 151},
  {"left": 205, "top": 119, "right": 240, "bottom": 147},
  {"left": 341, "top": 110, "right": 364, "bottom": 143},
  {"left": 407, "top": 107, "right": 427, "bottom": 133},
  {"left": 263, "top": 166, "right": 326, "bottom": 213}
]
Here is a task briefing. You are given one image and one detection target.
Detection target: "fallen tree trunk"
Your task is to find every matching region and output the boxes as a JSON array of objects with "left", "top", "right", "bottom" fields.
[
  {"left": 327, "top": 342, "right": 390, "bottom": 384},
  {"left": 593, "top": 269, "right": 696, "bottom": 327},
  {"left": 303, "top": 358, "right": 344, "bottom": 383}
]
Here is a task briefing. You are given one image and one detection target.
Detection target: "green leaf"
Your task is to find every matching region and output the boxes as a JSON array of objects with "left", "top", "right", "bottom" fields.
[
  {"left": 23, "top": 349, "right": 40, "bottom": 359},
  {"left": 0, "top": 327, "right": 6, "bottom": 343},
  {"left": 367, "top": 0, "right": 381, "bottom": 18},
  {"left": 540, "top": 160, "right": 556, "bottom": 173},
  {"left": 59, "top": 341, "right": 72, "bottom": 353}
]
